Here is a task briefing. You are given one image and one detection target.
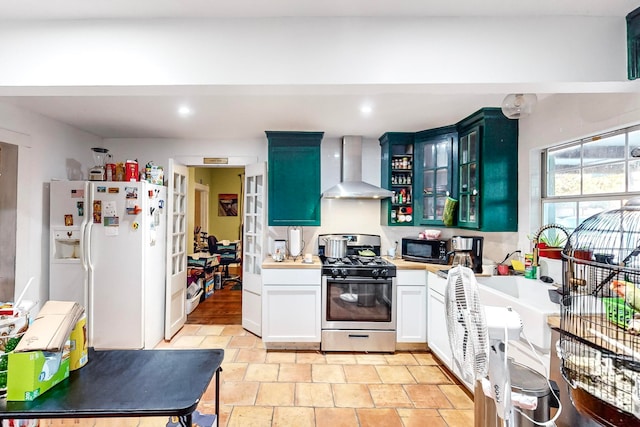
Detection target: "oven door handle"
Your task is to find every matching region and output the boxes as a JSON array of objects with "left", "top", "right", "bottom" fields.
[
  {"left": 324, "top": 277, "right": 393, "bottom": 285},
  {"left": 348, "top": 334, "right": 370, "bottom": 339}
]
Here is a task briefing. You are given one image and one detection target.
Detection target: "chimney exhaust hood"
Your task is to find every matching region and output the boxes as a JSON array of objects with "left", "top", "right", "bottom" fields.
[{"left": 322, "top": 136, "right": 393, "bottom": 199}]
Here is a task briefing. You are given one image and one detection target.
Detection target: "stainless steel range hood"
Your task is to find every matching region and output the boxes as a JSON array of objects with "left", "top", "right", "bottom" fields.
[{"left": 322, "top": 136, "right": 393, "bottom": 199}]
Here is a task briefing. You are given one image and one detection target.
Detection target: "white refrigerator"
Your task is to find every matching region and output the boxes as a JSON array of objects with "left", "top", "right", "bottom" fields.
[{"left": 49, "top": 180, "right": 167, "bottom": 350}]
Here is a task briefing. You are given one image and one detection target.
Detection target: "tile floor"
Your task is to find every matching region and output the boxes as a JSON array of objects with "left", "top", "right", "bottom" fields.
[{"left": 39, "top": 325, "right": 474, "bottom": 426}]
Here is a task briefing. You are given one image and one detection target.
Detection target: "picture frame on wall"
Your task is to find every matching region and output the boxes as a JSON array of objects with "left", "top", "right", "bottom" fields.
[{"left": 218, "top": 194, "right": 238, "bottom": 216}]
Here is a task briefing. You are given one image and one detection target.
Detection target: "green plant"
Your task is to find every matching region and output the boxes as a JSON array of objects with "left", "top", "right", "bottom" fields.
[{"left": 538, "top": 232, "right": 567, "bottom": 247}]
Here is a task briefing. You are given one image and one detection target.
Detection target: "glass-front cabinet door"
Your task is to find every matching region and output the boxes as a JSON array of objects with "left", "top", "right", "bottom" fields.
[
  {"left": 415, "top": 127, "right": 456, "bottom": 226},
  {"left": 458, "top": 126, "right": 479, "bottom": 228}
]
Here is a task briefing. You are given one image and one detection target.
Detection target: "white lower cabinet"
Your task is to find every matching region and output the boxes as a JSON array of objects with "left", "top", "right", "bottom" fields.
[
  {"left": 396, "top": 270, "right": 427, "bottom": 343},
  {"left": 427, "top": 272, "right": 452, "bottom": 367},
  {"left": 262, "top": 268, "right": 321, "bottom": 343}
]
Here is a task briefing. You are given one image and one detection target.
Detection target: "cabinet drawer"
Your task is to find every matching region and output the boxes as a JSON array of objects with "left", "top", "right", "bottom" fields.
[
  {"left": 396, "top": 270, "right": 426, "bottom": 286},
  {"left": 262, "top": 268, "right": 321, "bottom": 285}
]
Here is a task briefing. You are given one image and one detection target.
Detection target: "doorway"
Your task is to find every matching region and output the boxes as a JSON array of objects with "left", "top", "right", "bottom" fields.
[
  {"left": 186, "top": 166, "right": 244, "bottom": 325},
  {"left": 0, "top": 141, "right": 18, "bottom": 302}
]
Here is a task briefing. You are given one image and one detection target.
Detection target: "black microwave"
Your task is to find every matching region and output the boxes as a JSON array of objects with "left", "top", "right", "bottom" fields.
[{"left": 401, "top": 238, "right": 448, "bottom": 264}]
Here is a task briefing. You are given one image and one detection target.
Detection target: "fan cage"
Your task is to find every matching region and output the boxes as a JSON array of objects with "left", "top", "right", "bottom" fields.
[
  {"left": 445, "top": 266, "right": 489, "bottom": 384},
  {"left": 560, "top": 199, "right": 640, "bottom": 423}
]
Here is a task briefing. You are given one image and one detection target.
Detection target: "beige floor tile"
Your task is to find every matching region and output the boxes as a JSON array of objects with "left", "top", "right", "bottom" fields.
[
  {"left": 93, "top": 418, "right": 137, "bottom": 426},
  {"left": 199, "top": 335, "right": 232, "bottom": 349},
  {"left": 201, "top": 377, "right": 220, "bottom": 403},
  {"left": 375, "top": 365, "right": 416, "bottom": 384},
  {"left": 355, "top": 353, "right": 389, "bottom": 365},
  {"left": 408, "top": 365, "right": 453, "bottom": 384},
  {"left": 356, "top": 408, "right": 403, "bottom": 427},
  {"left": 175, "top": 324, "right": 202, "bottom": 336},
  {"left": 217, "top": 404, "right": 233, "bottom": 427},
  {"left": 413, "top": 351, "right": 441, "bottom": 366},
  {"left": 296, "top": 352, "right": 327, "bottom": 364},
  {"left": 438, "top": 409, "right": 474, "bottom": 426},
  {"left": 227, "top": 406, "right": 273, "bottom": 427},
  {"left": 220, "top": 381, "right": 260, "bottom": 406},
  {"left": 273, "top": 406, "right": 315, "bottom": 426},
  {"left": 153, "top": 339, "right": 173, "bottom": 348},
  {"left": 343, "top": 364, "right": 381, "bottom": 383},
  {"left": 439, "top": 384, "right": 474, "bottom": 409},
  {"left": 312, "top": 364, "right": 345, "bottom": 383},
  {"left": 196, "top": 324, "right": 226, "bottom": 336},
  {"left": 222, "top": 325, "right": 248, "bottom": 336},
  {"left": 315, "top": 407, "right": 359, "bottom": 427},
  {"left": 295, "top": 382, "right": 335, "bottom": 407},
  {"left": 266, "top": 351, "right": 297, "bottom": 364},
  {"left": 278, "top": 363, "right": 312, "bottom": 382},
  {"left": 219, "top": 362, "right": 248, "bottom": 382},
  {"left": 385, "top": 352, "right": 419, "bottom": 365},
  {"left": 397, "top": 409, "right": 448, "bottom": 427},
  {"left": 404, "top": 384, "right": 453, "bottom": 409},
  {"left": 170, "top": 334, "right": 205, "bottom": 348},
  {"left": 255, "top": 382, "right": 296, "bottom": 406},
  {"left": 245, "top": 363, "right": 280, "bottom": 382},
  {"left": 235, "top": 348, "right": 267, "bottom": 363},
  {"left": 138, "top": 416, "right": 173, "bottom": 426},
  {"left": 42, "top": 419, "right": 96, "bottom": 426},
  {"left": 332, "top": 383, "right": 374, "bottom": 408},
  {"left": 228, "top": 335, "right": 258, "bottom": 348},
  {"left": 222, "top": 347, "right": 238, "bottom": 363},
  {"left": 368, "top": 384, "right": 413, "bottom": 408},
  {"left": 325, "top": 353, "right": 357, "bottom": 364}
]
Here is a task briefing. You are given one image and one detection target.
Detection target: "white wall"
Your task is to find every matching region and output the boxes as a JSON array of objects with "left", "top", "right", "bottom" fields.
[{"left": 0, "top": 102, "right": 102, "bottom": 309}]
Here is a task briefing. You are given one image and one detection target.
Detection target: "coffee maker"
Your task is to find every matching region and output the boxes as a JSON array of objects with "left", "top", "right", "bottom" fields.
[{"left": 449, "top": 235, "right": 484, "bottom": 274}]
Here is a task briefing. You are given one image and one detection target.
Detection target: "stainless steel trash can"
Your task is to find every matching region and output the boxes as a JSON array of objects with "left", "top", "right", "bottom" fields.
[{"left": 475, "top": 360, "right": 552, "bottom": 427}]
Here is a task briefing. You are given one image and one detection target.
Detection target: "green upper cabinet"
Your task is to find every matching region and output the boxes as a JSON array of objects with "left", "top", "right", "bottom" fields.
[
  {"left": 414, "top": 126, "right": 457, "bottom": 226},
  {"left": 627, "top": 6, "right": 640, "bottom": 80},
  {"left": 266, "top": 131, "right": 323, "bottom": 226},
  {"left": 379, "top": 132, "right": 415, "bottom": 226},
  {"left": 455, "top": 108, "right": 518, "bottom": 231}
]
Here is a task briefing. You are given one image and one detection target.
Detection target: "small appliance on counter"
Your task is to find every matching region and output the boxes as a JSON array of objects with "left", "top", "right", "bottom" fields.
[
  {"left": 89, "top": 147, "right": 110, "bottom": 181},
  {"left": 272, "top": 239, "right": 287, "bottom": 261},
  {"left": 401, "top": 237, "right": 448, "bottom": 264},
  {"left": 449, "top": 235, "right": 484, "bottom": 274}
]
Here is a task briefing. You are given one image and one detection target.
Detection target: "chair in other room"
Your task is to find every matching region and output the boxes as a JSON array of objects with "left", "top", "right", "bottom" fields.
[{"left": 208, "top": 235, "right": 242, "bottom": 288}]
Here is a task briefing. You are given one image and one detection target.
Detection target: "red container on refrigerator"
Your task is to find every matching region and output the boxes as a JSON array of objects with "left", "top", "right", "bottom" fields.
[
  {"left": 125, "top": 160, "right": 139, "bottom": 182},
  {"left": 105, "top": 163, "right": 116, "bottom": 181}
]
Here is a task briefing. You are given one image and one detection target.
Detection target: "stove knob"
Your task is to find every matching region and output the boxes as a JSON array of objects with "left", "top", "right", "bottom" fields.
[
  {"left": 371, "top": 268, "right": 380, "bottom": 278},
  {"left": 380, "top": 268, "right": 389, "bottom": 277},
  {"left": 340, "top": 268, "right": 348, "bottom": 277},
  {"left": 331, "top": 268, "right": 340, "bottom": 277}
]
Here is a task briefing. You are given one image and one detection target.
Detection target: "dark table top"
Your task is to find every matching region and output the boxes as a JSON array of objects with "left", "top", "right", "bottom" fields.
[{"left": 1, "top": 347, "right": 224, "bottom": 419}]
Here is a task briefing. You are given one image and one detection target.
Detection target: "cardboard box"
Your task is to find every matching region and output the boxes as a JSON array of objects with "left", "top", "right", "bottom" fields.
[
  {"left": 68, "top": 315, "right": 88, "bottom": 371},
  {"left": 7, "top": 350, "right": 70, "bottom": 401},
  {"left": 15, "top": 301, "right": 83, "bottom": 353}
]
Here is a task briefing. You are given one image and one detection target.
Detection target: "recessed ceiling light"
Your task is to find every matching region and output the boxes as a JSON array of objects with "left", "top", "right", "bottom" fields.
[
  {"left": 177, "top": 105, "right": 193, "bottom": 117},
  {"left": 360, "top": 104, "right": 373, "bottom": 115}
]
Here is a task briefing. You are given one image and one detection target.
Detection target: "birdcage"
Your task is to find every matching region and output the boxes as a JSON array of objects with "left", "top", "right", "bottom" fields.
[{"left": 559, "top": 199, "right": 640, "bottom": 425}]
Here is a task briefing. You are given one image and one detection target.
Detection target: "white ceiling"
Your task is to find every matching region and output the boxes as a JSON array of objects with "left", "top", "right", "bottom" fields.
[
  {"left": 0, "top": 0, "right": 638, "bottom": 140},
  {"left": 0, "top": 0, "right": 636, "bottom": 20}
]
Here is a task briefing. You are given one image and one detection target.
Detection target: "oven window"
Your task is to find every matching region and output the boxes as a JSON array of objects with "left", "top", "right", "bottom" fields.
[
  {"left": 407, "top": 242, "right": 434, "bottom": 258},
  {"left": 325, "top": 280, "right": 392, "bottom": 322}
]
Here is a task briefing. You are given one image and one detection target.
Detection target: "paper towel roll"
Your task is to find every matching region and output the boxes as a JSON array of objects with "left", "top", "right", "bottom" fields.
[{"left": 289, "top": 228, "right": 302, "bottom": 257}]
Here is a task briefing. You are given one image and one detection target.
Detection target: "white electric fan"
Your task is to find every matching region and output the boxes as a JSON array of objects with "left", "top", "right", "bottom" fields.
[{"left": 445, "top": 265, "right": 522, "bottom": 424}]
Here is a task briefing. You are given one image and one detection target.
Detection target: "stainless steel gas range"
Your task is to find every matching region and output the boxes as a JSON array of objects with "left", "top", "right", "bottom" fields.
[{"left": 318, "top": 234, "right": 397, "bottom": 353}]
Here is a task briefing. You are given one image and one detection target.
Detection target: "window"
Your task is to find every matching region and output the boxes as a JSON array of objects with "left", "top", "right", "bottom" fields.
[{"left": 542, "top": 125, "right": 640, "bottom": 232}]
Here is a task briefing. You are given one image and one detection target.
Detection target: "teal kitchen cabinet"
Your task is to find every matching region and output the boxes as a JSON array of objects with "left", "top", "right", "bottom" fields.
[
  {"left": 455, "top": 108, "right": 518, "bottom": 231},
  {"left": 266, "top": 131, "right": 323, "bottom": 226},
  {"left": 414, "top": 126, "right": 457, "bottom": 226},
  {"left": 379, "top": 132, "right": 415, "bottom": 226}
]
